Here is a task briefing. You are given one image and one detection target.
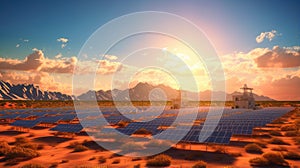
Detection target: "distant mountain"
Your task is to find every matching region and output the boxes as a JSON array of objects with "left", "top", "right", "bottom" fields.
[
  {"left": 78, "top": 82, "right": 276, "bottom": 101},
  {"left": 0, "top": 80, "right": 72, "bottom": 100}
]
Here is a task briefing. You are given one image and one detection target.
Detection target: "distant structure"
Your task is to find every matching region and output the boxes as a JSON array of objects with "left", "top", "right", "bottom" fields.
[
  {"left": 232, "top": 84, "right": 258, "bottom": 109},
  {"left": 171, "top": 90, "right": 181, "bottom": 109}
]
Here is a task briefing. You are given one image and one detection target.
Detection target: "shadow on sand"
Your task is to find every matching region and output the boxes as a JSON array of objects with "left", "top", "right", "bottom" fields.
[
  {"left": 33, "top": 136, "right": 71, "bottom": 145},
  {"left": 0, "top": 130, "right": 26, "bottom": 136}
]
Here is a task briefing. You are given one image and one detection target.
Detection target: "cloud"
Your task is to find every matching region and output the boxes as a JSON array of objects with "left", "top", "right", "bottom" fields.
[
  {"left": 16, "top": 44, "right": 20, "bottom": 48},
  {"left": 255, "top": 46, "right": 300, "bottom": 68},
  {"left": 97, "top": 60, "right": 122, "bottom": 75},
  {"left": 0, "top": 50, "right": 45, "bottom": 71},
  {"left": 259, "top": 76, "right": 300, "bottom": 100},
  {"left": 55, "top": 53, "right": 62, "bottom": 59},
  {"left": 256, "top": 30, "right": 278, "bottom": 43},
  {"left": 57, "top": 37, "right": 68, "bottom": 48},
  {"left": 104, "top": 55, "right": 118, "bottom": 61},
  {"left": 57, "top": 37, "right": 68, "bottom": 43}
]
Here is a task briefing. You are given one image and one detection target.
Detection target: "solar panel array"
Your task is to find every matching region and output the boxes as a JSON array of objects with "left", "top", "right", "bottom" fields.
[{"left": 0, "top": 106, "right": 294, "bottom": 144}]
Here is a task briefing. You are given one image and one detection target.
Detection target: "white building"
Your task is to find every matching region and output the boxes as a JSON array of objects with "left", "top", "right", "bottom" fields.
[{"left": 232, "top": 84, "right": 257, "bottom": 109}]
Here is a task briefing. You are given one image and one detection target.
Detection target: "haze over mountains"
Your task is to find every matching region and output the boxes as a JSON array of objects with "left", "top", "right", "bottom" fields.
[{"left": 0, "top": 80, "right": 275, "bottom": 101}]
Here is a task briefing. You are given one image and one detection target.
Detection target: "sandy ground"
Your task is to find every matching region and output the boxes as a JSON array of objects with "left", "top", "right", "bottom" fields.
[{"left": 0, "top": 108, "right": 300, "bottom": 168}]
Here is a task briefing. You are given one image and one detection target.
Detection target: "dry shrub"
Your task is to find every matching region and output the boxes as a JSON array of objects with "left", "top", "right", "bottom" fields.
[
  {"left": 262, "top": 152, "right": 289, "bottom": 166},
  {"left": 283, "top": 151, "right": 300, "bottom": 160},
  {"left": 112, "top": 158, "right": 120, "bottom": 164},
  {"left": 192, "top": 160, "right": 207, "bottom": 168},
  {"left": 73, "top": 145, "right": 88, "bottom": 152},
  {"left": 269, "top": 130, "right": 282, "bottom": 136},
  {"left": 245, "top": 143, "right": 263, "bottom": 154},
  {"left": 20, "top": 163, "right": 44, "bottom": 168},
  {"left": 121, "top": 141, "right": 143, "bottom": 152},
  {"left": 249, "top": 157, "right": 269, "bottom": 166},
  {"left": 269, "top": 137, "right": 290, "bottom": 145},
  {"left": 271, "top": 146, "right": 287, "bottom": 151},
  {"left": 285, "top": 131, "right": 298, "bottom": 137},
  {"left": 281, "top": 124, "right": 297, "bottom": 131},
  {"left": 254, "top": 141, "right": 267, "bottom": 148},
  {"left": 0, "top": 141, "right": 11, "bottom": 156},
  {"left": 98, "top": 156, "right": 106, "bottom": 163},
  {"left": 14, "top": 137, "right": 30, "bottom": 145},
  {"left": 6, "top": 146, "right": 40, "bottom": 160},
  {"left": 146, "top": 154, "right": 172, "bottom": 167}
]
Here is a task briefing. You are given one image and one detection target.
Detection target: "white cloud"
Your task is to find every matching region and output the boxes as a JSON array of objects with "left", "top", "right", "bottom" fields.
[
  {"left": 256, "top": 30, "right": 278, "bottom": 43},
  {"left": 23, "top": 39, "right": 29, "bottom": 42},
  {"left": 104, "top": 55, "right": 118, "bottom": 60},
  {"left": 55, "top": 53, "right": 62, "bottom": 59},
  {"left": 57, "top": 37, "right": 69, "bottom": 48},
  {"left": 16, "top": 44, "right": 20, "bottom": 48},
  {"left": 32, "top": 48, "right": 38, "bottom": 51},
  {"left": 57, "top": 37, "right": 68, "bottom": 43}
]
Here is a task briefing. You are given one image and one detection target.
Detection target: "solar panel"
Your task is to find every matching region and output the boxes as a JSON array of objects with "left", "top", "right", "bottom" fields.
[
  {"left": 10, "top": 120, "right": 40, "bottom": 128},
  {"left": 36, "top": 116, "right": 62, "bottom": 123},
  {"left": 50, "top": 124, "right": 83, "bottom": 133}
]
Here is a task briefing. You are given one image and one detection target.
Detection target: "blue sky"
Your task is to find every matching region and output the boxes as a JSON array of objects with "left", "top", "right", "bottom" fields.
[
  {"left": 0, "top": 0, "right": 299, "bottom": 58},
  {"left": 0, "top": 0, "right": 299, "bottom": 100}
]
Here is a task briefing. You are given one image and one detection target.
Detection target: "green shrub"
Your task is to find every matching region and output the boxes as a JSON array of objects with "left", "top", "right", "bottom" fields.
[
  {"left": 98, "top": 156, "right": 106, "bottom": 163},
  {"left": 245, "top": 143, "right": 263, "bottom": 154},
  {"left": 20, "top": 163, "right": 44, "bottom": 168},
  {"left": 0, "top": 141, "right": 11, "bottom": 156},
  {"left": 73, "top": 145, "right": 88, "bottom": 152},
  {"left": 283, "top": 151, "right": 300, "bottom": 160},
  {"left": 285, "top": 131, "right": 298, "bottom": 137},
  {"left": 146, "top": 154, "right": 172, "bottom": 167},
  {"left": 262, "top": 152, "right": 289, "bottom": 166},
  {"left": 269, "top": 130, "right": 282, "bottom": 136},
  {"left": 192, "top": 160, "right": 207, "bottom": 168},
  {"left": 6, "top": 146, "right": 40, "bottom": 160},
  {"left": 269, "top": 137, "right": 290, "bottom": 145},
  {"left": 281, "top": 124, "right": 297, "bottom": 131},
  {"left": 249, "top": 157, "right": 269, "bottom": 166}
]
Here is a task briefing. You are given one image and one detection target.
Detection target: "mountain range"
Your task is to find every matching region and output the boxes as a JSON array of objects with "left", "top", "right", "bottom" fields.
[
  {"left": 0, "top": 80, "right": 72, "bottom": 100},
  {"left": 0, "top": 80, "right": 275, "bottom": 101}
]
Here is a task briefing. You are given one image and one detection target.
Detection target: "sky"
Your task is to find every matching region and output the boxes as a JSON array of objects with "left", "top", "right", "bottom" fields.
[{"left": 0, "top": 0, "right": 299, "bottom": 100}]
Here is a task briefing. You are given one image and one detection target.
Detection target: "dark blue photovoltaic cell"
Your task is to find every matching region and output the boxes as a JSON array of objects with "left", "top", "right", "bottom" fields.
[
  {"left": 10, "top": 120, "right": 40, "bottom": 128},
  {"left": 35, "top": 116, "right": 62, "bottom": 123},
  {"left": 50, "top": 124, "right": 83, "bottom": 133}
]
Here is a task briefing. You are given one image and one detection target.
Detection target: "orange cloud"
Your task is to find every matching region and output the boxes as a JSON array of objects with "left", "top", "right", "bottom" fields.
[{"left": 255, "top": 46, "right": 300, "bottom": 68}]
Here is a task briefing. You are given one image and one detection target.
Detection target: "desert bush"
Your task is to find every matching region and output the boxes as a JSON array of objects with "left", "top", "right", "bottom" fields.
[
  {"left": 0, "top": 141, "right": 11, "bottom": 156},
  {"left": 285, "top": 131, "right": 298, "bottom": 137},
  {"left": 283, "top": 151, "right": 300, "bottom": 160},
  {"left": 69, "top": 141, "right": 81, "bottom": 148},
  {"left": 61, "top": 159, "right": 69, "bottom": 163},
  {"left": 281, "top": 124, "right": 297, "bottom": 131},
  {"left": 146, "top": 154, "right": 172, "bottom": 167},
  {"left": 49, "top": 162, "right": 59, "bottom": 168},
  {"left": 27, "top": 133, "right": 35, "bottom": 137},
  {"left": 98, "top": 156, "right": 106, "bottom": 163},
  {"left": 262, "top": 152, "right": 289, "bottom": 166},
  {"left": 14, "top": 137, "right": 29, "bottom": 145},
  {"left": 213, "top": 145, "right": 227, "bottom": 153},
  {"left": 245, "top": 143, "right": 263, "bottom": 154},
  {"left": 6, "top": 146, "right": 40, "bottom": 160},
  {"left": 269, "top": 130, "right": 282, "bottom": 136},
  {"left": 73, "top": 145, "right": 88, "bottom": 152},
  {"left": 112, "top": 158, "right": 120, "bottom": 164},
  {"left": 249, "top": 157, "right": 269, "bottom": 166},
  {"left": 132, "top": 157, "right": 142, "bottom": 161},
  {"left": 254, "top": 141, "right": 267, "bottom": 148},
  {"left": 192, "top": 160, "right": 207, "bottom": 168},
  {"left": 88, "top": 156, "right": 96, "bottom": 161},
  {"left": 229, "top": 152, "right": 242, "bottom": 157},
  {"left": 293, "top": 137, "right": 300, "bottom": 144},
  {"left": 21, "top": 163, "right": 44, "bottom": 168},
  {"left": 134, "top": 128, "right": 152, "bottom": 135},
  {"left": 269, "top": 137, "right": 290, "bottom": 145},
  {"left": 271, "top": 146, "right": 287, "bottom": 151},
  {"left": 18, "top": 143, "right": 38, "bottom": 150},
  {"left": 121, "top": 142, "right": 143, "bottom": 152}
]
